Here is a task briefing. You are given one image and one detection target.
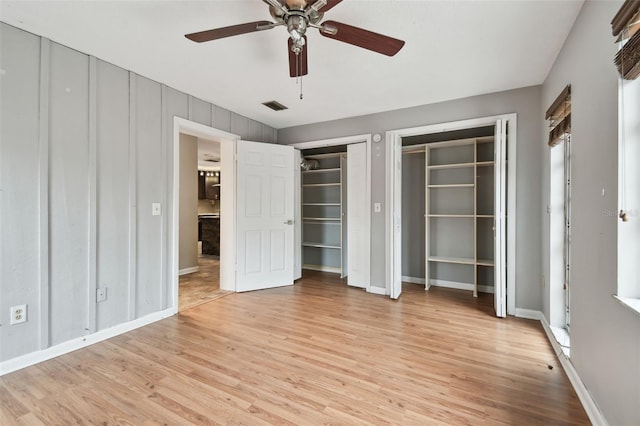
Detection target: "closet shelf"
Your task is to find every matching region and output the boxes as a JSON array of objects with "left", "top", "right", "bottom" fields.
[
  {"left": 302, "top": 242, "right": 341, "bottom": 249},
  {"left": 302, "top": 203, "right": 341, "bottom": 206},
  {"left": 428, "top": 256, "right": 494, "bottom": 266},
  {"left": 428, "top": 162, "right": 475, "bottom": 170},
  {"left": 476, "top": 214, "right": 495, "bottom": 218},
  {"left": 302, "top": 183, "right": 341, "bottom": 187},
  {"left": 302, "top": 217, "right": 341, "bottom": 221},
  {"left": 476, "top": 161, "right": 495, "bottom": 167},
  {"left": 303, "top": 153, "right": 344, "bottom": 159},
  {"left": 428, "top": 256, "right": 475, "bottom": 265},
  {"left": 303, "top": 221, "right": 341, "bottom": 225},
  {"left": 302, "top": 168, "right": 340, "bottom": 174},
  {"left": 428, "top": 214, "right": 474, "bottom": 218},
  {"left": 302, "top": 264, "right": 342, "bottom": 274},
  {"left": 427, "top": 184, "right": 474, "bottom": 188}
]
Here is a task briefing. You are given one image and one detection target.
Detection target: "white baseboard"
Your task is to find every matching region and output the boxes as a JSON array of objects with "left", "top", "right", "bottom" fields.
[
  {"left": 368, "top": 286, "right": 387, "bottom": 296},
  {"left": 515, "top": 308, "right": 544, "bottom": 320},
  {"left": 402, "top": 276, "right": 426, "bottom": 285},
  {"left": 179, "top": 266, "right": 200, "bottom": 276},
  {"left": 539, "top": 316, "right": 608, "bottom": 426},
  {"left": 0, "top": 307, "right": 177, "bottom": 376}
]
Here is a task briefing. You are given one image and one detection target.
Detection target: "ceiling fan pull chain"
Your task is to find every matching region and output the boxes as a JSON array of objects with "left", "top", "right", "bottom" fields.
[{"left": 299, "top": 52, "right": 304, "bottom": 100}]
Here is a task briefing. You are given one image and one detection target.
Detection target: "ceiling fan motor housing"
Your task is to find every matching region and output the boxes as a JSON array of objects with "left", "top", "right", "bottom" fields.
[{"left": 287, "top": 12, "right": 308, "bottom": 53}]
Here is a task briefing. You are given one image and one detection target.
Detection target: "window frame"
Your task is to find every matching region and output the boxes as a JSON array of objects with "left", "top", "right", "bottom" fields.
[{"left": 615, "top": 74, "right": 640, "bottom": 316}]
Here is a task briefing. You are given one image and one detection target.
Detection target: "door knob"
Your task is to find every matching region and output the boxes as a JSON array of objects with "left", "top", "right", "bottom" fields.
[{"left": 284, "top": 219, "right": 294, "bottom": 225}]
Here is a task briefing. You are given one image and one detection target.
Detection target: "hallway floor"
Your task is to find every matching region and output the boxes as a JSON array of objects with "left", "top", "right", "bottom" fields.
[{"left": 179, "top": 256, "right": 231, "bottom": 311}]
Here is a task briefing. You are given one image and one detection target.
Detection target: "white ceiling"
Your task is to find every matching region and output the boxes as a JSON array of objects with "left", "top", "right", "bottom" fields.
[
  {"left": 1, "top": 0, "right": 583, "bottom": 130},
  {"left": 198, "top": 138, "right": 221, "bottom": 171}
]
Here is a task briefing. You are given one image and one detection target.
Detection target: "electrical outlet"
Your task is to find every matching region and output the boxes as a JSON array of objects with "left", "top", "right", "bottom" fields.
[
  {"left": 152, "top": 203, "right": 161, "bottom": 216},
  {"left": 374, "top": 203, "right": 381, "bottom": 213},
  {"left": 96, "top": 288, "right": 107, "bottom": 303},
  {"left": 10, "top": 304, "right": 27, "bottom": 325}
]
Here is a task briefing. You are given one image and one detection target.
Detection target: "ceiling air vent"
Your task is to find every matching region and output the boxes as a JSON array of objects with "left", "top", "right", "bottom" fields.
[{"left": 262, "top": 101, "right": 288, "bottom": 111}]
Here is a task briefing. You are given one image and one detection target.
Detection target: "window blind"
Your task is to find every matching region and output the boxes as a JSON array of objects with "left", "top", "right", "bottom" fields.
[
  {"left": 545, "top": 85, "right": 571, "bottom": 147},
  {"left": 612, "top": 0, "right": 640, "bottom": 80}
]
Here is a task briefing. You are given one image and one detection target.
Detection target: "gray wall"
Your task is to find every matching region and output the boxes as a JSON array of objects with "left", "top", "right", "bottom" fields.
[
  {"left": 541, "top": 1, "right": 639, "bottom": 424},
  {"left": 278, "top": 86, "right": 543, "bottom": 311},
  {"left": 179, "top": 133, "right": 198, "bottom": 271},
  {"left": 0, "top": 22, "right": 276, "bottom": 363}
]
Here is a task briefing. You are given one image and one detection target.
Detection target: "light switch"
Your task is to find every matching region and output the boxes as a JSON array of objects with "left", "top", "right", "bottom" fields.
[
  {"left": 374, "top": 203, "right": 381, "bottom": 213},
  {"left": 152, "top": 203, "right": 161, "bottom": 216}
]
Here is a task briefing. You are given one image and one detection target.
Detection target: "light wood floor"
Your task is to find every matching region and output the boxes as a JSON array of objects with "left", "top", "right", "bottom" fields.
[
  {"left": 179, "top": 256, "right": 231, "bottom": 311},
  {"left": 0, "top": 271, "right": 589, "bottom": 425}
]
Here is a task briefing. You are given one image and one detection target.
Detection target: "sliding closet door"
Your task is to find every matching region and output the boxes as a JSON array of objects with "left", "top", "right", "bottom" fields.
[{"left": 494, "top": 120, "right": 507, "bottom": 317}]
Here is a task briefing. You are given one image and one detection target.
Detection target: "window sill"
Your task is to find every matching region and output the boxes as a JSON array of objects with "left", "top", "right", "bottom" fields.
[
  {"left": 550, "top": 325, "right": 571, "bottom": 357},
  {"left": 613, "top": 295, "right": 640, "bottom": 318}
]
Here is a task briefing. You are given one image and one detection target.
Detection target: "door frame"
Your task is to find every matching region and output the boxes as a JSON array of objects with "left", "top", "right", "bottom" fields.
[
  {"left": 171, "top": 117, "right": 238, "bottom": 313},
  {"left": 291, "top": 133, "right": 372, "bottom": 292},
  {"left": 385, "top": 114, "right": 517, "bottom": 315}
]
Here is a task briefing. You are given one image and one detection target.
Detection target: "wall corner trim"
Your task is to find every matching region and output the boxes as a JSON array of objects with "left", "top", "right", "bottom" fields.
[
  {"left": 539, "top": 316, "right": 609, "bottom": 426},
  {"left": 0, "top": 308, "right": 176, "bottom": 376},
  {"left": 179, "top": 266, "right": 200, "bottom": 276}
]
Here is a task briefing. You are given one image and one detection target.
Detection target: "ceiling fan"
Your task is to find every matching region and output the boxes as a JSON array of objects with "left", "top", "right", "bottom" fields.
[{"left": 185, "top": 0, "right": 405, "bottom": 78}]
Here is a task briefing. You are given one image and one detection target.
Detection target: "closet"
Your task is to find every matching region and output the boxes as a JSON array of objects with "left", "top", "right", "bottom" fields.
[
  {"left": 298, "top": 142, "right": 369, "bottom": 288},
  {"left": 402, "top": 126, "right": 502, "bottom": 297},
  {"left": 300, "top": 151, "right": 347, "bottom": 275}
]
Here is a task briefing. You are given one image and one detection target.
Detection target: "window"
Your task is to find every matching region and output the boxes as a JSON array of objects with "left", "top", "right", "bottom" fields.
[
  {"left": 616, "top": 76, "right": 640, "bottom": 311},
  {"left": 547, "top": 86, "right": 572, "bottom": 343},
  {"left": 612, "top": 1, "right": 640, "bottom": 313}
]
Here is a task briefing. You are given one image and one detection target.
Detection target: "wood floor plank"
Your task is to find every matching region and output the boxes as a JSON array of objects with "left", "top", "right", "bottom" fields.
[{"left": 0, "top": 273, "right": 590, "bottom": 424}]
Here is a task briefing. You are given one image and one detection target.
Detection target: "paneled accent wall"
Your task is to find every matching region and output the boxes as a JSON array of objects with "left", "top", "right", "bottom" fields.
[{"left": 0, "top": 22, "right": 277, "bottom": 363}]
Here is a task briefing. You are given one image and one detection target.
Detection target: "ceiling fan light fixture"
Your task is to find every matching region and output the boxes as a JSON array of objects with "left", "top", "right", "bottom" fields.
[
  {"left": 320, "top": 24, "right": 337, "bottom": 36},
  {"left": 286, "top": 0, "right": 308, "bottom": 10}
]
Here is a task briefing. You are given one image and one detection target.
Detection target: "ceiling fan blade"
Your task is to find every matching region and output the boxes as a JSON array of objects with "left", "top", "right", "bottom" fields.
[
  {"left": 319, "top": 20, "right": 405, "bottom": 56},
  {"left": 307, "top": 0, "right": 343, "bottom": 12},
  {"left": 185, "top": 21, "right": 274, "bottom": 43},
  {"left": 288, "top": 36, "right": 308, "bottom": 77}
]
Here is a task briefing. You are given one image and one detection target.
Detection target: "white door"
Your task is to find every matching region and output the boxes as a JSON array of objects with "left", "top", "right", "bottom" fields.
[
  {"left": 347, "top": 143, "right": 370, "bottom": 288},
  {"left": 390, "top": 137, "right": 403, "bottom": 299},
  {"left": 236, "top": 140, "right": 295, "bottom": 292},
  {"left": 494, "top": 120, "right": 507, "bottom": 317}
]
